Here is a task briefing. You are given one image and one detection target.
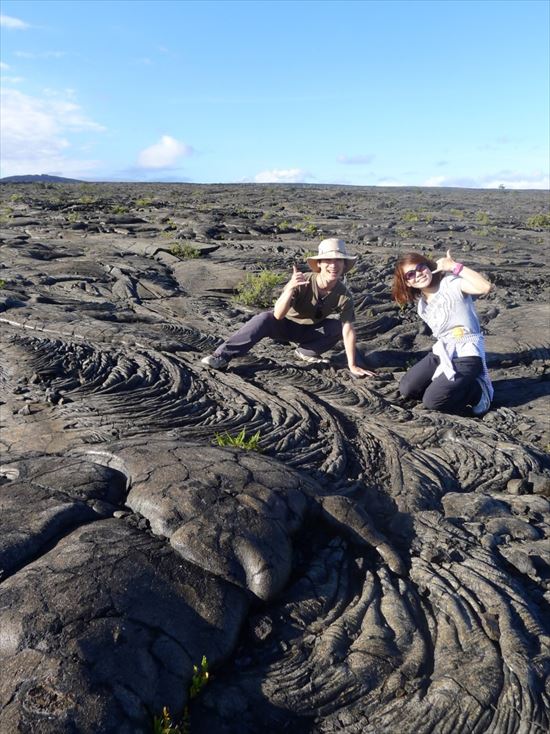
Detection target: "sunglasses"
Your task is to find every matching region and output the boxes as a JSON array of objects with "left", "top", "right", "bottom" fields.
[{"left": 404, "top": 263, "right": 430, "bottom": 281}]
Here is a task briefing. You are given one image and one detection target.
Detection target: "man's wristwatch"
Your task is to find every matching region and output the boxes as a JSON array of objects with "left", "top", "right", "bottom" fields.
[{"left": 452, "top": 262, "right": 464, "bottom": 276}]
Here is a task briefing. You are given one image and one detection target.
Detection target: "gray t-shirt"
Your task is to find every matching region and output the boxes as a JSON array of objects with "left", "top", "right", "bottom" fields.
[{"left": 417, "top": 274, "right": 482, "bottom": 357}]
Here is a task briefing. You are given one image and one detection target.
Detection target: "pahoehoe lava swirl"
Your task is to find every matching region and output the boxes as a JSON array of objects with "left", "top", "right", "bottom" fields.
[{"left": 0, "top": 183, "right": 548, "bottom": 734}]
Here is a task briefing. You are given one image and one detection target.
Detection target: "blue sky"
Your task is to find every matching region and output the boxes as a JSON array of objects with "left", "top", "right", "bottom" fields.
[{"left": 1, "top": 0, "right": 549, "bottom": 188}]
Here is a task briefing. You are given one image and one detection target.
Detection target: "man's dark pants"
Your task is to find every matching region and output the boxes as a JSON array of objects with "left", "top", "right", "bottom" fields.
[{"left": 214, "top": 311, "right": 343, "bottom": 360}]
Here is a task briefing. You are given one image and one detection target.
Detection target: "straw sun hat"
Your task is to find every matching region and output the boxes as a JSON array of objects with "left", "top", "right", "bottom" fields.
[{"left": 306, "top": 238, "right": 357, "bottom": 274}]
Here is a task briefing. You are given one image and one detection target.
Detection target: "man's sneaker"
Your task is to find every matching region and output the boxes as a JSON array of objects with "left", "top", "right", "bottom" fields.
[
  {"left": 201, "top": 354, "right": 228, "bottom": 370},
  {"left": 472, "top": 378, "right": 491, "bottom": 416},
  {"left": 294, "top": 348, "right": 329, "bottom": 364}
]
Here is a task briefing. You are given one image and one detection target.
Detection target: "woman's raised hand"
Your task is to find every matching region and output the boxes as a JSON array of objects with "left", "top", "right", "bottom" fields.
[{"left": 432, "top": 249, "right": 457, "bottom": 274}]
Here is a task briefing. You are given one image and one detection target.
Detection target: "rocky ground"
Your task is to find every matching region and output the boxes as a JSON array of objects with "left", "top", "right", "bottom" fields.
[{"left": 0, "top": 182, "right": 549, "bottom": 733}]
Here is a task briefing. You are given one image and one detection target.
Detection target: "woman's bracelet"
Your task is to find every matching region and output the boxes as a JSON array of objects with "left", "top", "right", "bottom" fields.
[{"left": 452, "top": 262, "right": 464, "bottom": 276}]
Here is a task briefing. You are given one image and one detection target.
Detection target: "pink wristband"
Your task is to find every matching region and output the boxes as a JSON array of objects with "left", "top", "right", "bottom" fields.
[{"left": 452, "top": 262, "right": 464, "bottom": 276}]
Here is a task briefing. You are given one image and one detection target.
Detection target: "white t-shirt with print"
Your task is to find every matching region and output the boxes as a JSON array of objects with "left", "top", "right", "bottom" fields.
[{"left": 417, "top": 274, "right": 482, "bottom": 358}]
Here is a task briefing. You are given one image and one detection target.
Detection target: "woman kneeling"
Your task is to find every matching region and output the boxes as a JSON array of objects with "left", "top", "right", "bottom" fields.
[{"left": 391, "top": 249, "right": 493, "bottom": 416}]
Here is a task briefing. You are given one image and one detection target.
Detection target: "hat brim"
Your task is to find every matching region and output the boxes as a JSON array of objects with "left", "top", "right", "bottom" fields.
[{"left": 306, "top": 254, "right": 357, "bottom": 273}]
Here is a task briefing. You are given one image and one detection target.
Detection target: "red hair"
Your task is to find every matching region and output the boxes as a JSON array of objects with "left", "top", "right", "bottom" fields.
[{"left": 391, "top": 252, "right": 442, "bottom": 306}]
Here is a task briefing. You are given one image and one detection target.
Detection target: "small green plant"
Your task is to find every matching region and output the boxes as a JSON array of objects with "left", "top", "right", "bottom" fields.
[
  {"left": 403, "top": 211, "right": 420, "bottom": 223},
  {"left": 189, "top": 655, "right": 209, "bottom": 699},
  {"left": 214, "top": 427, "right": 262, "bottom": 452},
  {"left": 170, "top": 242, "right": 200, "bottom": 259},
  {"left": 526, "top": 213, "right": 550, "bottom": 229},
  {"left": 152, "top": 656, "right": 209, "bottom": 734},
  {"left": 234, "top": 269, "right": 285, "bottom": 308},
  {"left": 473, "top": 226, "right": 496, "bottom": 237},
  {"left": 449, "top": 208, "right": 465, "bottom": 219},
  {"left": 276, "top": 219, "right": 295, "bottom": 233},
  {"left": 476, "top": 211, "right": 490, "bottom": 225},
  {"left": 0, "top": 279, "right": 7, "bottom": 289},
  {"left": 153, "top": 707, "right": 183, "bottom": 734},
  {"left": 111, "top": 204, "right": 129, "bottom": 214},
  {"left": 301, "top": 221, "right": 319, "bottom": 236},
  {"left": 136, "top": 197, "right": 153, "bottom": 207}
]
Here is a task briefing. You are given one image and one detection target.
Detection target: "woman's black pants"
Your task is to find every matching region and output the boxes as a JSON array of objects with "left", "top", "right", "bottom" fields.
[{"left": 399, "top": 353, "right": 482, "bottom": 414}]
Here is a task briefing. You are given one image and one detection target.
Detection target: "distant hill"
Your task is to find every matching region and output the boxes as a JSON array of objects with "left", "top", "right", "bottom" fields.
[{"left": 0, "top": 174, "right": 86, "bottom": 184}]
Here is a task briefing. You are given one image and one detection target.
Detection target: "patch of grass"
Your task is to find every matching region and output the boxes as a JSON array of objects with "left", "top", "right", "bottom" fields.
[
  {"left": 473, "top": 226, "right": 497, "bottom": 237},
  {"left": 301, "top": 221, "right": 319, "bottom": 237},
  {"left": 0, "top": 279, "right": 7, "bottom": 289},
  {"left": 450, "top": 208, "right": 465, "bottom": 219},
  {"left": 111, "top": 204, "right": 129, "bottom": 214},
  {"left": 476, "top": 211, "right": 490, "bottom": 225},
  {"left": 276, "top": 219, "right": 295, "bottom": 233},
  {"left": 136, "top": 197, "right": 153, "bottom": 207},
  {"left": 214, "top": 427, "right": 262, "bottom": 452},
  {"left": 234, "top": 268, "right": 285, "bottom": 308},
  {"left": 526, "top": 213, "right": 550, "bottom": 229},
  {"left": 403, "top": 211, "right": 420, "bottom": 223},
  {"left": 169, "top": 242, "right": 201, "bottom": 259}
]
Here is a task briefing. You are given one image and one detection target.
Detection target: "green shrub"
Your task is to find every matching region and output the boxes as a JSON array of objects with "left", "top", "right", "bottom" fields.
[
  {"left": 403, "top": 211, "right": 419, "bottom": 222},
  {"left": 276, "top": 219, "right": 295, "bottom": 233},
  {"left": 214, "top": 428, "right": 262, "bottom": 452},
  {"left": 170, "top": 243, "right": 200, "bottom": 259},
  {"left": 0, "top": 279, "right": 6, "bottom": 289},
  {"left": 301, "top": 221, "right": 319, "bottom": 236},
  {"left": 234, "top": 269, "right": 285, "bottom": 308},
  {"left": 526, "top": 213, "right": 550, "bottom": 229},
  {"left": 476, "top": 211, "right": 490, "bottom": 225}
]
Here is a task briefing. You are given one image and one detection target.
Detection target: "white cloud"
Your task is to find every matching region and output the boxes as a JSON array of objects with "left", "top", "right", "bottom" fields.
[
  {"left": 0, "top": 88, "right": 105, "bottom": 178},
  {"left": 423, "top": 175, "right": 448, "bottom": 187},
  {"left": 254, "top": 168, "right": 311, "bottom": 183},
  {"left": 337, "top": 154, "right": 375, "bottom": 165},
  {"left": 376, "top": 177, "right": 407, "bottom": 187},
  {"left": 137, "top": 135, "right": 193, "bottom": 169},
  {"left": 0, "top": 14, "right": 29, "bottom": 29},
  {"left": 0, "top": 61, "right": 10, "bottom": 70},
  {"left": 14, "top": 50, "right": 66, "bottom": 59},
  {"left": 1, "top": 76, "right": 24, "bottom": 84},
  {"left": 423, "top": 171, "right": 549, "bottom": 190}
]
